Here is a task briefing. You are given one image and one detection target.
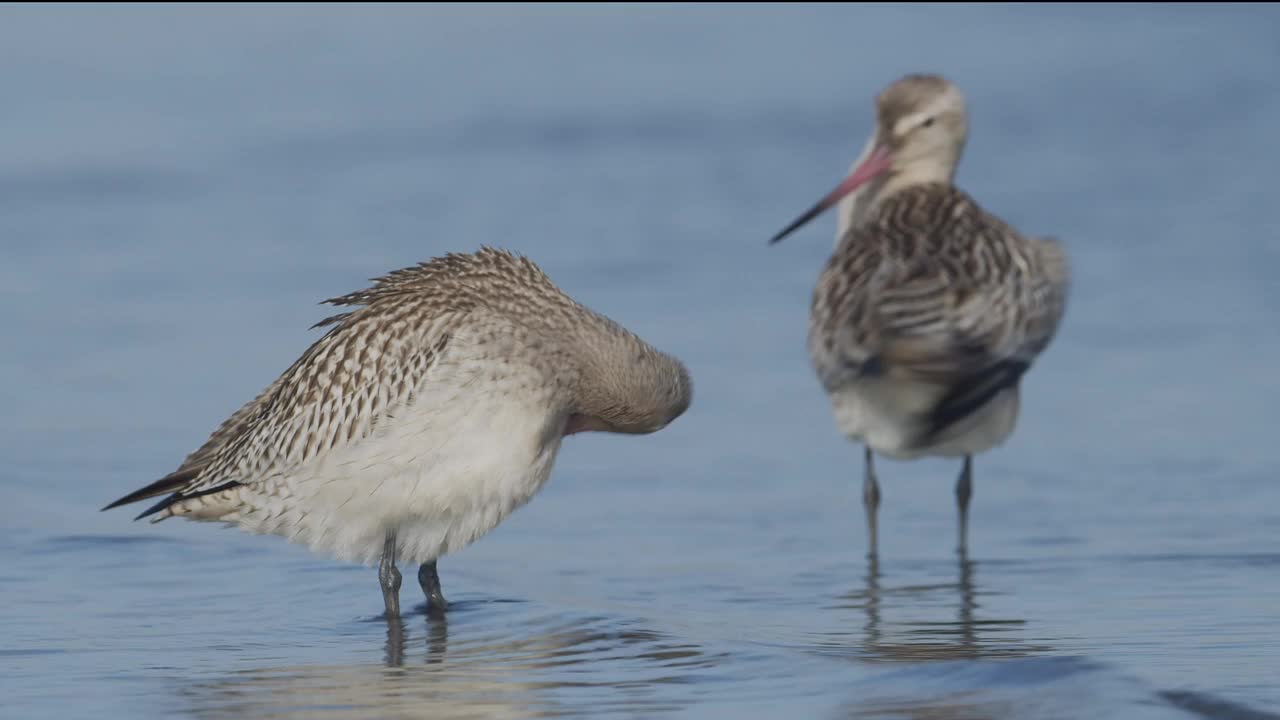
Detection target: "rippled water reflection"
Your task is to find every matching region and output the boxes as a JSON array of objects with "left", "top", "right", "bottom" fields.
[
  {"left": 185, "top": 612, "right": 725, "bottom": 720},
  {"left": 820, "top": 557, "right": 1050, "bottom": 665}
]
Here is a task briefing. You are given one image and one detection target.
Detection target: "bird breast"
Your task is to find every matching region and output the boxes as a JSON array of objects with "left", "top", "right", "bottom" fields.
[{"left": 271, "top": 329, "right": 570, "bottom": 565}]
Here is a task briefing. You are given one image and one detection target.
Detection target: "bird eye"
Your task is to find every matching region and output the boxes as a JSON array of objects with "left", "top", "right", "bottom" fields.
[{"left": 921, "top": 116, "right": 936, "bottom": 128}]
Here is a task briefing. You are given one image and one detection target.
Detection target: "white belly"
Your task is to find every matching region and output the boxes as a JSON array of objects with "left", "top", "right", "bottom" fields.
[
  {"left": 213, "top": 363, "right": 566, "bottom": 567},
  {"left": 829, "top": 377, "right": 1021, "bottom": 460}
]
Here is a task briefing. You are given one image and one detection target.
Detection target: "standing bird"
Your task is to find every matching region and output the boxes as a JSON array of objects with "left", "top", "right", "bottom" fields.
[
  {"left": 103, "top": 248, "right": 692, "bottom": 618},
  {"left": 769, "top": 74, "right": 1069, "bottom": 556}
]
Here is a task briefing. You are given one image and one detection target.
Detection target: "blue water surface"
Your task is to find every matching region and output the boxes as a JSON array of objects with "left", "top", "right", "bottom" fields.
[{"left": 2, "top": 4, "right": 1278, "bottom": 719}]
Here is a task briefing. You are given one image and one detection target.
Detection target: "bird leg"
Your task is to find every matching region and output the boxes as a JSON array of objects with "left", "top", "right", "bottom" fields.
[
  {"left": 863, "top": 447, "right": 881, "bottom": 558},
  {"left": 419, "top": 560, "right": 447, "bottom": 617},
  {"left": 956, "top": 455, "right": 973, "bottom": 555},
  {"left": 378, "top": 529, "right": 402, "bottom": 619}
]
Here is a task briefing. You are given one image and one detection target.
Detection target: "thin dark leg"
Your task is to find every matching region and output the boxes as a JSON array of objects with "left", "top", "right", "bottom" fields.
[
  {"left": 419, "top": 560, "right": 447, "bottom": 616},
  {"left": 956, "top": 455, "right": 973, "bottom": 555},
  {"left": 863, "top": 447, "right": 881, "bottom": 558},
  {"left": 379, "top": 529, "right": 402, "bottom": 619}
]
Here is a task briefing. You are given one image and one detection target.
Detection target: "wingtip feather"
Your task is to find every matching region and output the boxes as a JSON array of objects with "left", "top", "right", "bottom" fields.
[{"left": 101, "top": 469, "right": 199, "bottom": 515}]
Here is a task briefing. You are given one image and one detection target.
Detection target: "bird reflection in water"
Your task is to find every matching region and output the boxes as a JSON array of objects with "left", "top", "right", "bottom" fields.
[
  {"left": 180, "top": 602, "right": 724, "bottom": 720},
  {"left": 829, "top": 555, "right": 1059, "bottom": 719},
  {"left": 382, "top": 607, "right": 448, "bottom": 668},
  {"left": 829, "top": 552, "right": 1051, "bottom": 664}
]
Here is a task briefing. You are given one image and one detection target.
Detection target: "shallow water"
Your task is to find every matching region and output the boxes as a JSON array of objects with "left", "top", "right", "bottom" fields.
[{"left": 2, "top": 4, "right": 1279, "bottom": 719}]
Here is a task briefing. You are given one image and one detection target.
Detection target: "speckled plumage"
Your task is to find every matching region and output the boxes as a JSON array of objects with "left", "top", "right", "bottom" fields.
[
  {"left": 104, "top": 247, "right": 692, "bottom": 608},
  {"left": 771, "top": 73, "right": 1070, "bottom": 554},
  {"left": 810, "top": 182, "right": 1069, "bottom": 454}
]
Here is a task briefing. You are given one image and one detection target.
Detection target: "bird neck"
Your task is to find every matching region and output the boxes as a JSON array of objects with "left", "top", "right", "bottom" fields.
[
  {"left": 835, "top": 135, "right": 881, "bottom": 246},
  {"left": 881, "top": 156, "right": 957, "bottom": 196},
  {"left": 839, "top": 157, "right": 958, "bottom": 239}
]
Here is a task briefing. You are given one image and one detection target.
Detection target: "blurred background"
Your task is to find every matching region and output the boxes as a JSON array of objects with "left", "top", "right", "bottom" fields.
[{"left": 1, "top": 4, "right": 1277, "bottom": 719}]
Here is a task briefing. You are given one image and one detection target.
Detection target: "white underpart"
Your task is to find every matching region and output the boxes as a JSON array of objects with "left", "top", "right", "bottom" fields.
[
  {"left": 828, "top": 378, "right": 1020, "bottom": 461},
  {"left": 175, "top": 327, "right": 568, "bottom": 567}
]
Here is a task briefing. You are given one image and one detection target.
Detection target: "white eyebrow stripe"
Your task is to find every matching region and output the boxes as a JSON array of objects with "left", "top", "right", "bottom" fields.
[
  {"left": 890, "top": 88, "right": 964, "bottom": 136},
  {"left": 893, "top": 112, "right": 931, "bottom": 136}
]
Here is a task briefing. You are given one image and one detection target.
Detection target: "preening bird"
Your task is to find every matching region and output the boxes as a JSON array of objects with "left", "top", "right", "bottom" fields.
[{"left": 104, "top": 248, "right": 693, "bottom": 617}]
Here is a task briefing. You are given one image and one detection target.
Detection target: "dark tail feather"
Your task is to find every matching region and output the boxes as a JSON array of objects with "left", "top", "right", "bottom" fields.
[
  {"left": 132, "top": 493, "right": 183, "bottom": 521},
  {"left": 123, "top": 481, "right": 244, "bottom": 521},
  {"left": 922, "top": 360, "right": 1029, "bottom": 442},
  {"left": 101, "top": 468, "right": 200, "bottom": 513}
]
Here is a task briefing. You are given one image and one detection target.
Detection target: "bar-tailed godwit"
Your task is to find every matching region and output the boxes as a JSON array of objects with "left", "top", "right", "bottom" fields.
[
  {"left": 770, "top": 74, "right": 1070, "bottom": 556},
  {"left": 104, "top": 248, "right": 693, "bottom": 617}
]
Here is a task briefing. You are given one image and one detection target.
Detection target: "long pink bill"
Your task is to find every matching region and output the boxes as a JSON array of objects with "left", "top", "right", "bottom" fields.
[{"left": 769, "top": 145, "right": 892, "bottom": 245}]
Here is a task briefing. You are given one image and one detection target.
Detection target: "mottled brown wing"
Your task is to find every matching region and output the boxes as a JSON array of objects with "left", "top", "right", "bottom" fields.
[
  {"left": 848, "top": 188, "right": 1067, "bottom": 379},
  {"left": 814, "top": 187, "right": 1069, "bottom": 437},
  {"left": 103, "top": 249, "right": 562, "bottom": 520},
  {"left": 174, "top": 376, "right": 285, "bottom": 475},
  {"left": 105, "top": 299, "right": 463, "bottom": 520},
  {"left": 873, "top": 224, "right": 1068, "bottom": 437},
  {"left": 101, "top": 371, "right": 288, "bottom": 514},
  {"left": 874, "top": 240, "right": 1068, "bottom": 383},
  {"left": 180, "top": 312, "right": 456, "bottom": 498}
]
